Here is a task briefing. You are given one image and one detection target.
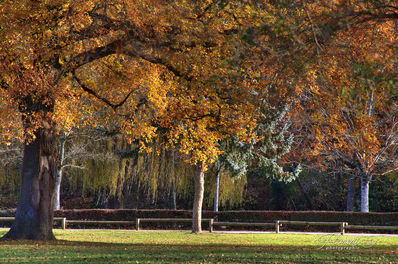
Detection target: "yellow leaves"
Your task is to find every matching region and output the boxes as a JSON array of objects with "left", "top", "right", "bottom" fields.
[
  {"left": 0, "top": 0, "right": 316, "bottom": 169},
  {"left": 304, "top": 69, "right": 321, "bottom": 95},
  {"left": 167, "top": 121, "right": 223, "bottom": 166},
  {"left": 0, "top": 99, "right": 23, "bottom": 143},
  {"left": 161, "top": 86, "right": 257, "bottom": 166}
]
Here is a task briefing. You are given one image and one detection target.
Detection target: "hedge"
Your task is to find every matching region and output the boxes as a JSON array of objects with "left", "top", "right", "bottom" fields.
[{"left": 48, "top": 209, "right": 398, "bottom": 226}]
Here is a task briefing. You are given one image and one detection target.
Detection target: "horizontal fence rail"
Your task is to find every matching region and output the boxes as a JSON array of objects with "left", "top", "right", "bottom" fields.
[
  {"left": 66, "top": 220, "right": 136, "bottom": 229},
  {"left": 212, "top": 220, "right": 348, "bottom": 234},
  {"left": 1, "top": 216, "right": 397, "bottom": 234},
  {"left": 213, "top": 222, "right": 275, "bottom": 227},
  {"left": 346, "top": 225, "right": 398, "bottom": 231},
  {"left": 277, "top": 220, "right": 348, "bottom": 235},
  {"left": 278, "top": 221, "right": 344, "bottom": 226},
  {"left": 0, "top": 217, "right": 66, "bottom": 230},
  {"left": 135, "top": 218, "right": 214, "bottom": 231}
]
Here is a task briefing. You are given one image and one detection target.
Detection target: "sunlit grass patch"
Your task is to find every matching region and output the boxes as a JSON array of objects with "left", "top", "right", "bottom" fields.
[{"left": 0, "top": 229, "right": 396, "bottom": 263}]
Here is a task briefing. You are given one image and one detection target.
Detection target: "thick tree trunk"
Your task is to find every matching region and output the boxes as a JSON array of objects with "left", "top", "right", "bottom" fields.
[
  {"left": 192, "top": 163, "right": 205, "bottom": 234},
  {"left": 360, "top": 173, "right": 371, "bottom": 213},
  {"left": 3, "top": 127, "right": 58, "bottom": 240},
  {"left": 346, "top": 173, "right": 355, "bottom": 211},
  {"left": 213, "top": 168, "right": 220, "bottom": 212}
]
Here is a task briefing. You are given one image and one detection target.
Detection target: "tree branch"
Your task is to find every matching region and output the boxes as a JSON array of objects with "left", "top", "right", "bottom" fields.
[
  {"left": 72, "top": 70, "right": 134, "bottom": 110},
  {"left": 61, "top": 164, "right": 87, "bottom": 170},
  {"left": 68, "top": 39, "right": 121, "bottom": 71}
]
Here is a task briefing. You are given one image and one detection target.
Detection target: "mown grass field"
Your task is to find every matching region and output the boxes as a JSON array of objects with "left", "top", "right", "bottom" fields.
[{"left": 0, "top": 229, "right": 396, "bottom": 263}]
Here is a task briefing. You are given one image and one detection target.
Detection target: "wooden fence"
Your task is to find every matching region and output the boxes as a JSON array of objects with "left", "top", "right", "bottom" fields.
[{"left": 1, "top": 217, "right": 397, "bottom": 235}]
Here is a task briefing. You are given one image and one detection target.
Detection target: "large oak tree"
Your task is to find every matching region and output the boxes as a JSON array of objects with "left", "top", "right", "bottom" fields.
[{"left": 0, "top": 0, "right": 272, "bottom": 238}]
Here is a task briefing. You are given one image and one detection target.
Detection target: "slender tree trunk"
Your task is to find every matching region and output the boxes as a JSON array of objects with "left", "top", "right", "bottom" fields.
[
  {"left": 360, "top": 173, "right": 371, "bottom": 213},
  {"left": 171, "top": 179, "right": 177, "bottom": 210},
  {"left": 346, "top": 173, "right": 355, "bottom": 211},
  {"left": 359, "top": 88, "right": 373, "bottom": 213},
  {"left": 3, "top": 126, "right": 58, "bottom": 240},
  {"left": 192, "top": 162, "right": 205, "bottom": 234},
  {"left": 213, "top": 168, "right": 220, "bottom": 212},
  {"left": 53, "top": 169, "right": 62, "bottom": 211},
  {"left": 54, "top": 136, "right": 66, "bottom": 211},
  {"left": 170, "top": 150, "right": 177, "bottom": 210}
]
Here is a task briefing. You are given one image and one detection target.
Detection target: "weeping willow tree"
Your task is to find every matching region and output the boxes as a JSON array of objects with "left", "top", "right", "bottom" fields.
[
  {"left": 62, "top": 130, "right": 250, "bottom": 210},
  {"left": 61, "top": 129, "right": 125, "bottom": 206},
  {"left": 81, "top": 135, "right": 203, "bottom": 209},
  {"left": 61, "top": 131, "right": 169, "bottom": 208}
]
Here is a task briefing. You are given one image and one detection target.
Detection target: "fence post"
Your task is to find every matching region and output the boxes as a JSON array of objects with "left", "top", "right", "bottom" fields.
[
  {"left": 275, "top": 221, "right": 280, "bottom": 234},
  {"left": 209, "top": 219, "right": 214, "bottom": 233},
  {"left": 61, "top": 218, "right": 66, "bottom": 230},
  {"left": 340, "top": 222, "right": 346, "bottom": 235},
  {"left": 136, "top": 218, "right": 140, "bottom": 231}
]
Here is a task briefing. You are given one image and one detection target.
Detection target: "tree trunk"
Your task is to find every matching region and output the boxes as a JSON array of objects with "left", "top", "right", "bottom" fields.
[
  {"left": 53, "top": 169, "right": 62, "bottom": 211},
  {"left": 170, "top": 150, "right": 177, "bottom": 210},
  {"left": 346, "top": 173, "right": 355, "bottom": 211},
  {"left": 213, "top": 168, "right": 220, "bottom": 212},
  {"left": 170, "top": 179, "right": 177, "bottom": 210},
  {"left": 3, "top": 127, "right": 58, "bottom": 240},
  {"left": 192, "top": 163, "right": 205, "bottom": 234},
  {"left": 359, "top": 89, "right": 373, "bottom": 213},
  {"left": 360, "top": 173, "right": 371, "bottom": 213},
  {"left": 54, "top": 136, "right": 66, "bottom": 211}
]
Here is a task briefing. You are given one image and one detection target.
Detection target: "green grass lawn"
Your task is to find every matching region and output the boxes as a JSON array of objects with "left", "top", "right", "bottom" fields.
[{"left": 0, "top": 229, "right": 396, "bottom": 263}]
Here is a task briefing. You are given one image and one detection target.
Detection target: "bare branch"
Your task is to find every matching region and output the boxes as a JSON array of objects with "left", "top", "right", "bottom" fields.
[{"left": 61, "top": 164, "right": 87, "bottom": 170}]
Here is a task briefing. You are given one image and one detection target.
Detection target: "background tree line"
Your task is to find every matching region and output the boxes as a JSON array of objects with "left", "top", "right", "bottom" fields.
[{"left": 0, "top": 124, "right": 396, "bottom": 212}]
